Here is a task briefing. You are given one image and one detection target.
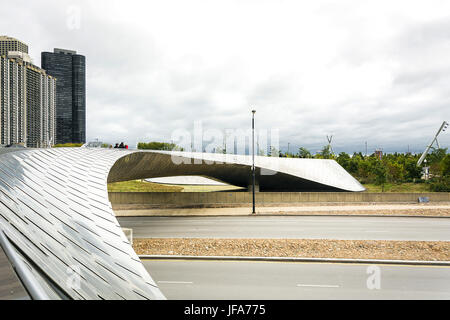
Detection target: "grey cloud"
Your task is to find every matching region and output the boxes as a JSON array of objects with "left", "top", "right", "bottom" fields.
[{"left": 0, "top": 1, "right": 449, "bottom": 154}]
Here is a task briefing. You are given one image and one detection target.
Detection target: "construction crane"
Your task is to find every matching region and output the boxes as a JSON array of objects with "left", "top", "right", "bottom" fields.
[{"left": 417, "top": 121, "right": 448, "bottom": 167}]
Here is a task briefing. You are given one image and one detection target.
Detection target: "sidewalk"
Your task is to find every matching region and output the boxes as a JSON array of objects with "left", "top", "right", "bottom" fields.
[{"left": 114, "top": 203, "right": 450, "bottom": 217}]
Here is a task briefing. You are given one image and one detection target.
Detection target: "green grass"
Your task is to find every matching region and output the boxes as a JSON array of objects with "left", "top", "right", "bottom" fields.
[
  {"left": 108, "top": 180, "right": 183, "bottom": 192},
  {"left": 108, "top": 180, "right": 244, "bottom": 193},
  {"left": 167, "top": 184, "right": 244, "bottom": 192},
  {"left": 362, "top": 183, "right": 431, "bottom": 193},
  {"left": 53, "top": 143, "right": 83, "bottom": 148}
]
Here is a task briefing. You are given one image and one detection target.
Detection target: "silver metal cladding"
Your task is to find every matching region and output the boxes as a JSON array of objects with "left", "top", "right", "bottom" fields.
[{"left": 0, "top": 148, "right": 165, "bottom": 300}]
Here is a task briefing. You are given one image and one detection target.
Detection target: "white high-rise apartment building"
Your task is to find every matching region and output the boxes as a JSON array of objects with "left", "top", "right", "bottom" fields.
[
  {"left": 0, "top": 36, "right": 29, "bottom": 57},
  {"left": 0, "top": 36, "right": 56, "bottom": 148}
]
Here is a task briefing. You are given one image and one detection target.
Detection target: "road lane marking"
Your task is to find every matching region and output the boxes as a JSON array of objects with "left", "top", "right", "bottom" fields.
[
  {"left": 296, "top": 284, "right": 340, "bottom": 288},
  {"left": 158, "top": 281, "right": 194, "bottom": 284}
]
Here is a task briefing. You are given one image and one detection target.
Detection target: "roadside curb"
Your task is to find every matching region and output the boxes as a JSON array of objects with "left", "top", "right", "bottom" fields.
[
  {"left": 138, "top": 255, "right": 450, "bottom": 266},
  {"left": 117, "top": 214, "right": 450, "bottom": 218},
  {"left": 255, "top": 214, "right": 450, "bottom": 218}
]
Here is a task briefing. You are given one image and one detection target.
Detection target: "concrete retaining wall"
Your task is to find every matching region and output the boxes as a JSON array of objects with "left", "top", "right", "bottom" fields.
[{"left": 108, "top": 192, "right": 450, "bottom": 206}]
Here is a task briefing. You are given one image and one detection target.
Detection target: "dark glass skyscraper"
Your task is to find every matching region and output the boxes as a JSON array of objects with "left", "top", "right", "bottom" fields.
[{"left": 41, "top": 48, "right": 85, "bottom": 144}]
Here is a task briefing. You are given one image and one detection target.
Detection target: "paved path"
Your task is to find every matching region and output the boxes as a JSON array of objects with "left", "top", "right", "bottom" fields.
[
  {"left": 143, "top": 259, "right": 450, "bottom": 300},
  {"left": 118, "top": 216, "right": 450, "bottom": 241}
]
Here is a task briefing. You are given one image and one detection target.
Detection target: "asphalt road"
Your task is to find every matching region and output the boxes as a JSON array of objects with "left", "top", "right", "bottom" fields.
[
  {"left": 143, "top": 259, "right": 450, "bottom": 300},
  {"left": 118, "top": 216, "right": 450, "bottom": 240}
]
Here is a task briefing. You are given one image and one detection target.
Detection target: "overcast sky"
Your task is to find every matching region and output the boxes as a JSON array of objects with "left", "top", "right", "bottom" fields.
[{"left": 1, "top": 0, "right": 449, "bottom": 154}]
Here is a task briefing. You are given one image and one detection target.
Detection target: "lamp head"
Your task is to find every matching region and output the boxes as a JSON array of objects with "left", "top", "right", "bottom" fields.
[{"left": 252, "top": 110, "right": 256, "bottom": 114}]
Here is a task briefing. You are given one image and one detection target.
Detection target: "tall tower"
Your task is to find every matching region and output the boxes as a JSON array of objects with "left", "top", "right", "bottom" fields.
[
  {"left": 0, "top": 36, "right": 29, "bottom": 56},
  {"left": 1, "top": 36, "right": 55, "bottom": 148},
  {"left": 41, "top": 48, "right": 86, "bottom": 144}
]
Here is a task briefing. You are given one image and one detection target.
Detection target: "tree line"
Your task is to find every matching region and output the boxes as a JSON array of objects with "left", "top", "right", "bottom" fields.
[
  {"left": 137, "top": 142, "right": 183, "bottom": 151},
  {"left": 281, "top": 146, "right": 450, "bottom": 191}
]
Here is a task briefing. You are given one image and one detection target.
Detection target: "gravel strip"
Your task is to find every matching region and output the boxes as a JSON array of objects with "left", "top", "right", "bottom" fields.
[{"left": 133, "top": 239, "right": 450, "bottom": 261}]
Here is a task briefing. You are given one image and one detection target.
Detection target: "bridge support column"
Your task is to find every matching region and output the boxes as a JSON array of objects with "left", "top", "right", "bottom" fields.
[{"left": 247, "top": 179, "right": 260, "bottom": 192}]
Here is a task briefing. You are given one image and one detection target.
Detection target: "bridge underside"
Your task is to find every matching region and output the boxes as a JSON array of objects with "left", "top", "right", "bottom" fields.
[{"left": 108, "top": 151, "right": 364, "bottom": 192}]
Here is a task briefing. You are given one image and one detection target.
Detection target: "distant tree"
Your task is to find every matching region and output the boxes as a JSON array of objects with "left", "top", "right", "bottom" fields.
[
  {"left": 429, "top": 154, "right": 450, "bottom": 192},
  {"left": 336, "top": 152, "right": 350, "bottom": 168},
  {"left": 441, "top": 154, "right": 450, "bottom": 177},
  {"left": 386, "top": 161, "right": 404, "bottom": 183},
  {"left": 356, "top": 158, "right": 375, "bottom": 183},
  {"left": 316, "top": 145, "right": 333, "bottom": 159},
  {"left": 347, "top": 159, "right": 359, "bottom": 175},
  {"left": 373, "top": 161, "right": 387, "bottom": 191},
  {"left": 428, "top": 148, "right": 447, "bottom": 164},
  {"left": 298, "top": 147, "right": 312, "bottom": 158},
  {"left": 137, "top": 142, "right": 183, "bottom": 151},
  {"left": 425, "top": 148, "right": 447, "bottom": 175},
  {"left": 404, "top": 158, "right": 422, "bottom": 181},
  {"left": 352, "top": 152, "right": 364, "bottom": 161}
]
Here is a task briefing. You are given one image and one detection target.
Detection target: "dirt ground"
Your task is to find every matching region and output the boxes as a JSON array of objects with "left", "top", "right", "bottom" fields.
[{"left": 134, "top": 238, "right": 450, "bottom": 261}]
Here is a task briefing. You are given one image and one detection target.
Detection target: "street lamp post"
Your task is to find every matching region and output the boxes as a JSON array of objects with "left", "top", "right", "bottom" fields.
[
  {"left": 252, "top": 110, "right": 256, "bottom": 214},
  {"left": 424, "top": 159, "right": 429, "bottom": 180}
]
